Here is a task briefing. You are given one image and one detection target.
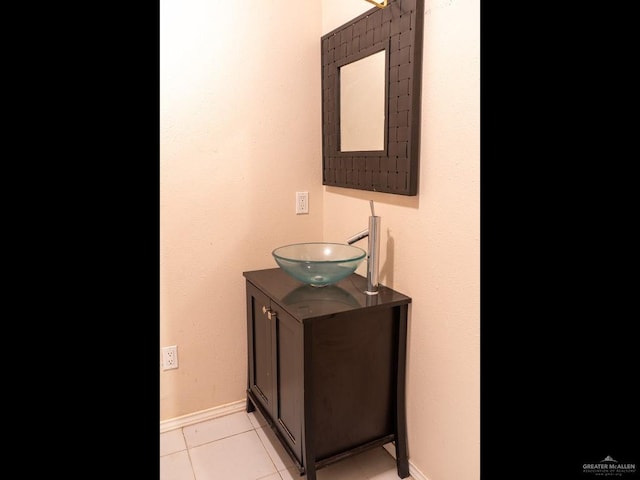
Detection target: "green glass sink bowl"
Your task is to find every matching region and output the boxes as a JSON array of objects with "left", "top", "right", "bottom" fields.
[{"left": 272, "top": 242, "right": 366, "bottom": 287}]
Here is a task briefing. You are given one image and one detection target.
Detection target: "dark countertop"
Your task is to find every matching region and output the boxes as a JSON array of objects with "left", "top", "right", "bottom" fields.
[{"left": 243, "top": 268, "right": 411, "bottom": 323}]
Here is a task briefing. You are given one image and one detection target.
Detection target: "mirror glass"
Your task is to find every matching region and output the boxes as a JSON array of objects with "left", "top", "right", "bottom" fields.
[{"left": 339, "top": 50, "right": 386, "bottom": 152}]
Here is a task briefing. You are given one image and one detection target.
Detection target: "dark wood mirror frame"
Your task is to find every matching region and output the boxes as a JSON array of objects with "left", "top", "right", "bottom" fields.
[{"left": 321, "top": 0, "right": 424, "bottom": 196}]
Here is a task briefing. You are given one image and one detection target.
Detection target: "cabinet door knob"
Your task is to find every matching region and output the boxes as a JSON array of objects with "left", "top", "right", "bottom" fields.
[{"left": 261, "top": 305, "right": 276, "bottom": 319}]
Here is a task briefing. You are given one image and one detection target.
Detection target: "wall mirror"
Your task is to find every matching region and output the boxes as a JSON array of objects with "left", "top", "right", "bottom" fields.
[{"left": 321, "top": 0, "right": 424, "bottom": 196}]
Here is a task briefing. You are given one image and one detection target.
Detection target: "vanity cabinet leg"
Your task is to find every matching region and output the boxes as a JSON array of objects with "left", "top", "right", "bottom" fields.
[
  {"left": 302, "top": 435, "right": 316, "bottom": 480},
  {"left": 305, "top": 465, "right": 316, "bottom": 480},
  {"left": 246, "top": 394, "right": 255, "bottom": 413},
  {"left": 395, "top": 305, "right": 410, "bottom": 478},
  {"left": 395, "top": 438, "right": 410, "bottom": 478}
]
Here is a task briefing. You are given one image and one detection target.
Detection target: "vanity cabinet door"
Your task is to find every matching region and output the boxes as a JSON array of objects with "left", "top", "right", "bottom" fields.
[
  {"left": 273, "top": 307, "right": 303, "bottom": 462},
  {"left": 247, "top": 283, "right": 276, "bottom": 416}
]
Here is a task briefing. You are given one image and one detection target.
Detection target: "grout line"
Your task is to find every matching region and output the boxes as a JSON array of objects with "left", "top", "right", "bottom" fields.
[
  {"left": 184, "top": 433, "right": 197, "bottom": 480},
  {"left": 185, "top": 426, "right": 257, "bottom": 450},
  {"left": 246, "top": 409, "right": 283, "bottom": 474},
  {"left": 254, "top": 430, "right": 282, "bottom": 479}
]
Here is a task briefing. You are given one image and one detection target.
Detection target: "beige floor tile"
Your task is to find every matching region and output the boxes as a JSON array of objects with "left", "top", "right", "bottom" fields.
[
  {"left": 182, "top": 411, "right": 254, "bottom": 448},
  {"left": 348, "top": 447, "right": 398, "bottom": 477},
  {"left": 278, "top": 459, "right": 363, "bottom": 480},
  {"left": 161, "top": 428, "right": 187, "bottom": 456},
  {"left": 276, "top": 447, "right": 412, "bottom": 480},
  {"left": 248, "top": 409, "right": 269, "bottom": 429},
  {"left": 256, "top": 474, "right": 281, "bottom": 480},
  {"left": 160, "top": 450, "right": 195, "bottom": 480},
  {"left": 189, "top": 430, "right": 277, "bottom": 480},
  {"left": 161, "top": 412, "right": 410, "bottom": 480},
  {"left": 256, "top": 426, "right": 296, "bottom": 471}
]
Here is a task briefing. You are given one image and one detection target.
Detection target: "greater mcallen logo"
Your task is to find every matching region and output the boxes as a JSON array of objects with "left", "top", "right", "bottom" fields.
[{"left": 583, "top": 455, "right": 637, "bottom": 476}]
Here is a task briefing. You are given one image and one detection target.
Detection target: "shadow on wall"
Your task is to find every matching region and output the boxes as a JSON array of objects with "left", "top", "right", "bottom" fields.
[
  {"left": 380, "top": 228, "right": 395, "bottom": 288},
  {"left": 325, "top": 186, "right": 420, "bottom": 210}
]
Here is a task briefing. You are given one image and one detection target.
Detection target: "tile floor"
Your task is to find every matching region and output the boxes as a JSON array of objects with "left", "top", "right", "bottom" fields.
[{"left": 160, "top": 409, "right": 413, "bottom": 480}]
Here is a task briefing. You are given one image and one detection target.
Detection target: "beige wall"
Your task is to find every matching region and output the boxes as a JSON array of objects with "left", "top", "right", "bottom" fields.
[
  {"left": 160, "top": 0, "right": 323, "bottom": 418},
  {"left": 161, "top": 0, "right": 479, "bottom": 479}
]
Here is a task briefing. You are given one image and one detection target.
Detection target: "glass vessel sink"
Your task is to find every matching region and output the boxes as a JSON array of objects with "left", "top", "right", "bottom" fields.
[{"left": 272, "top": 242, "right": 366, "bottom": 287}]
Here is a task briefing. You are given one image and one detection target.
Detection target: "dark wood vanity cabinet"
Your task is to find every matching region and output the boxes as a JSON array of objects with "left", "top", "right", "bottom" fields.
[{"left": 244, "top": 268, "right": 411, "bottom": 480}]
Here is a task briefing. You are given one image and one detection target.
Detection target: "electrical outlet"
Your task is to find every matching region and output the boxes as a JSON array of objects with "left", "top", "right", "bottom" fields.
[
  {"left": 162, "top": 345, "right": 178, "bottom": 370},
  {"left": 296, "top": 191, "right": 309, "bottom": 214}
]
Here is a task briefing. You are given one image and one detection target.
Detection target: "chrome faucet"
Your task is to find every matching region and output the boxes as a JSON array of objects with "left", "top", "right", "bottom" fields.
[{"left": 347, "top": 200, "right": 380, "bottom": 295}]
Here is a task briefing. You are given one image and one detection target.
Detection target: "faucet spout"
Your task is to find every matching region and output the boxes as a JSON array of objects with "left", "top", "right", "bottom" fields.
[
  {"left": 346, "top": 201, "right": 380, "bottom": 295},
  {"left": 347, "top": 228, "right": 369, "bottom": 245}
]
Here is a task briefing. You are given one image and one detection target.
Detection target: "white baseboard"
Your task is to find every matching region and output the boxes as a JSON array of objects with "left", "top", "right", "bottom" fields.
[
  {"left": 161, "top": 398, "right": 428, "bottom": 480},
  {"left": 383, "top": 443, "right": 429, "bottom": 480},
  {"left": 408, "top": 462, "right": 429, "bottom": 480},
  {"left": 160, "top": 399, "right": 246, "bottom": 433}
]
